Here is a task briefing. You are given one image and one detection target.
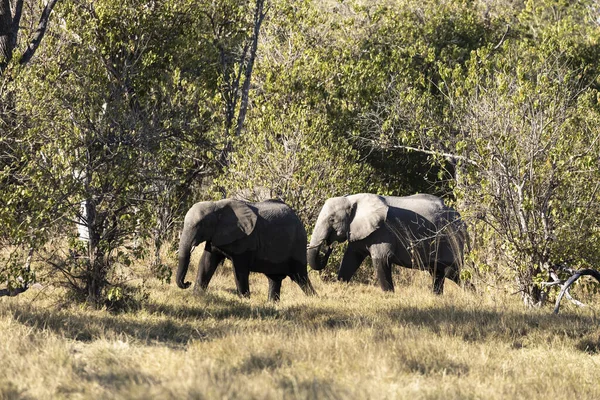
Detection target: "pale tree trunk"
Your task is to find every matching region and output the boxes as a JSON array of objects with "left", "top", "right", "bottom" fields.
[
  {"left": 84, "top": 199, "right": 104, "bottom": 304},
  {"left": 235, "top": 0, "right": 266, "bottom": 137},
  {"left": 217, "top": 0, "right": 267, "bottom": 169}
]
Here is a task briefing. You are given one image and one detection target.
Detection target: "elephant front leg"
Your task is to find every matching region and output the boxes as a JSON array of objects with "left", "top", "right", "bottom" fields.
[
  {"left": 373, "top": 257, "right": 394, "bottom": 292},
  {"left": 232, "top": 255, "right": 251, "bottom": 298},
  {"left": 338, "top": 250, "right": 367, "bottom": 283},
  {"left": 194, "top": 248, "right": 225, "bottom": 293}
]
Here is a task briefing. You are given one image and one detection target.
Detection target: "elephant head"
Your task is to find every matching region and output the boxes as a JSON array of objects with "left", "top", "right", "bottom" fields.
[
  {"left": 308, "top": 194, "right": 389, "bottom": 270},
  {"left": 176, "top": 199, "right": 257, "bottom": 289}
]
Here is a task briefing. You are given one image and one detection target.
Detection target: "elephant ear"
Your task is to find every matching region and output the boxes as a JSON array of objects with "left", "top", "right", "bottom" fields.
[
  {"left": 212, "top": 199, "right": 258, "bottom": 246},
  {"left": 348, "top": 194, "right": 389, "bottom": 241}
]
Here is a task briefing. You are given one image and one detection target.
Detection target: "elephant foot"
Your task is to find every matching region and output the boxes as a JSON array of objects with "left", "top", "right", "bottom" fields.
[
  {"left": 268, "top": 293, "right": 281, "bottom": 302},
  {"left": 238, "top": 292, "right": 251, "bottom": 300},
  {"left": 433, "top": 277, "right": 445, "bottom": 295},
  {"left": 192, "top": 284, "right": 208, "bottom": 295},
  {"left": 302, "top": 282, "right": 317, "bottom": 296},
  {"left": 379, "top": 282, "right": 394, "bottom": 292}
]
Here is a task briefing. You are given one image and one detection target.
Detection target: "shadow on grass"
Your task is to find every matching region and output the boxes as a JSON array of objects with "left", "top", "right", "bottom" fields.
[
  {"left": 144, "top": 291, "right": 282, "bottom": 321},
  {"left": 277, "top": 376, "right": 352, "bottom": 400},
  {"left": 5, "top": 305, "right": 206, "bottom": 346},
  {"left": 3, "top": 291, "right": 284, "bottom": 347},
  {"left": 0, "top": 379, "right": 32, "bottom": 400},
  {"left": 385, "top": 304, "right": 599, "bottom": 347},
  {"left": 4, "top": 289, "right": 599, "bottom": 351}
]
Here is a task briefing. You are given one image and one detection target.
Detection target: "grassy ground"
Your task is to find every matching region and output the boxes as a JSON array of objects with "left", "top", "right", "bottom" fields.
[{"left": 1, "top": 260, "right": 600, "bottom": 399}]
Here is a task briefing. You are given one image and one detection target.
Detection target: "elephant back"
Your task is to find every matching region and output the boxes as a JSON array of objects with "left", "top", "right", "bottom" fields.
[
  {"left": 253, "top": 200, "right": 307, "bottom": 264},
  {"left": 384, "top": 194, "right": 465, "bottom": 267},
  {"left": 384, "top": 194, "right": 445, "bottom": 224}
]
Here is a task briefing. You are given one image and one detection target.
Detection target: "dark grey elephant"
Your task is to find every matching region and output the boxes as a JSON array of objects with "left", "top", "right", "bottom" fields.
[
  {"left": 307, "top": 193, "right": 467, "bottom": 294},
  {"left": 176, "top": 198, "right": 316, "bottom": 301}
]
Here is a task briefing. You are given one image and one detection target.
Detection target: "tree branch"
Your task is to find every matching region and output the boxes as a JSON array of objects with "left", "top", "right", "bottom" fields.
[
  {"left": 384, "top": 144, "right": 479, "bottom": 166},
  {"left": 553, "top": 269, "right": 600, "bottom": 314},
  {"left": 235, "top": 0, "right": 266, "bottom": 137},
  {"left": 18, "top": 0, "right": 59, "bottom": 66},
  {"left": 0, "top": 0, "right": 13, "bottom": 73},
  {"left": 10, "top": 0, "right": 23, "bottom": 50}
]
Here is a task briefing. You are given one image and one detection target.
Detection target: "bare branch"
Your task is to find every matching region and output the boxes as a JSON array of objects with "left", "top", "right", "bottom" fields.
[
  {"left": 493, "top": 25, "right": 510, "bottom": 51},
  {"left": 564, "top": 289, "right": 587, "bottom": 308},
  {"left": 554, "top": 269, "right": 600, "bottom": 314},
  {"left": 19, "top": 0, "right": 59, "bottom": 66},
  {"left": 383, "top": 144, "right": 479, "bottom": 166}
]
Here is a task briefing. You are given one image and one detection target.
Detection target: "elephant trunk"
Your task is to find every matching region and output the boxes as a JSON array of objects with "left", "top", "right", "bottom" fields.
[
  {"left": 307, "top": 242, "right": 333, "bottom": 271},
  {"left": 176, "top": 231, "right": 194, "bottom": 289},
  {"left": 308, "top": 217, "right": 334, "bottom": 271}
]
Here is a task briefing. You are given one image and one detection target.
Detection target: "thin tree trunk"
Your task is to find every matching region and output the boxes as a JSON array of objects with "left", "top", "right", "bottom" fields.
[
  {"left": 0, "top": 0, "right": 13, "bottom": 74},
  {"left": 19, "top": 0, "right": 59, "bottom": 65},
  {"left": 216, "top": 0, "right": 267, "bottom": 170},
  {"left": 84, "top": 198, "right": 103, "bottom": 304},
  {"left": 0, "top": 0, "right": 59, "bottom": 76},
  {"left": 11, "top": 0, "right": 23, "bottom": 47},
  {"left": 235, "top": 0, "right": 266, "bottom": 137}
]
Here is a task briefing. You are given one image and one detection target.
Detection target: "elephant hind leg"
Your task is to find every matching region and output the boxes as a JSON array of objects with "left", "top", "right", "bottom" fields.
[
  {"left": 445, "top": 263, "right": 460, "bottom": 285},
  {"left": 444, "top": 263, "right": 475, "bottom": 291},
  {"left": 430, "top": 263, "right": 449, "bottom": 295},
  {"left": 266, "top": 274, "right": 285, "bottom": 301},
  {"left": 290, "top": 272, "right": 316, "bottom": 296},
  {"left": 433, "top": 272, "right": 445, "bottom": 295}
]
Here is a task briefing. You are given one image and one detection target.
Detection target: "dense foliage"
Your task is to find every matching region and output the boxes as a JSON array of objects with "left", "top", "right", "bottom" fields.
[{"left": 1, "top": 0, "right": 599, "bottom": 306}]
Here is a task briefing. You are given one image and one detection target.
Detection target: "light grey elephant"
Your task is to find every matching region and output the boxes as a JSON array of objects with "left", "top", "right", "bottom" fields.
[
  {"left": 176, "top": 198, "right": 316, "bottom": 301},
  {"left": 307, "top": 193, "right": 467, "bottom": 294}
]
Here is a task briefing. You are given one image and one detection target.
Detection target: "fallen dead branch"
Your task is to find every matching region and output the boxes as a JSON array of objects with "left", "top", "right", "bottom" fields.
[{"left": 552, "top": 268, "right": 600, "bottom": 314}]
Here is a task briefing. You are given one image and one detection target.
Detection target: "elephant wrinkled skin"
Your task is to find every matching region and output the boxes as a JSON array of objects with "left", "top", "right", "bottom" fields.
[
  {"left": 177, "top": 199, "right": 315, "bottom": 301},
  {"left": 308, "top": 193, "right": 467, "bottom": 294}
]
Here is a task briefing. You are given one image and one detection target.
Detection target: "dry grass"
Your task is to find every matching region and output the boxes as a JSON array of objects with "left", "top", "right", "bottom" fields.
[{"left": 1, "top": 261, "right": 600, "bottom": 399}]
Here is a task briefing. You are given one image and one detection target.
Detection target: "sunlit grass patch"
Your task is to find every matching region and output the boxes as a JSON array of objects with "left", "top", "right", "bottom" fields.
[{"left": 1, "top": 266, "right": 600, "bottom": 399}]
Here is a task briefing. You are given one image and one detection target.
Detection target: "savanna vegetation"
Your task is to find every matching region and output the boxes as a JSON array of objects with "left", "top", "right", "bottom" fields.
[
  {"left": 3, "top": 266, "right": 600, "bottom": 399},
  {"left": 2, "top": 0, "right": 600, "bottom": 397}
]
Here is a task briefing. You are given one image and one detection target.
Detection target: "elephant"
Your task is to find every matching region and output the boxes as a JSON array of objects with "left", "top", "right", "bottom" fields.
[
  {"left": 176, "top": 198, "right": 316, "bottom": 301},
  {"left": 307, "top": 193, "right": 467, "bottom": 294}
]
